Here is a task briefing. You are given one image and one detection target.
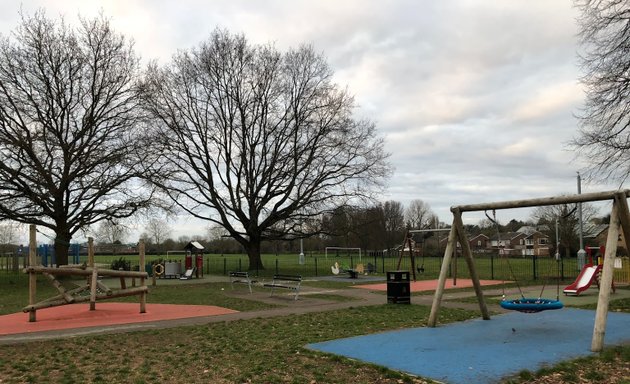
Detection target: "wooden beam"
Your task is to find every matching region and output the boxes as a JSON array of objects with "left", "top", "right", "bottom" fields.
[
  {"left": 23, "top": 266, "right": 148, "bottom": 278},
  {"left": 88, "top": 237, "right": 94, "bottom": 268},
  {"left": 23, "top": 286, "right": 149, "bottom": 312},
  {"left": 613, "top": 193, "right": 630, "bottom": 255},
  {"left": 428, "top": 217, "right": 458, "bottom": 327},
  {"left": 453, "top": 208, "right": 490, "bottom": 320},
  {"left": 591, "top": 195, "right": 621, "bottom": 352},
  {"left": 90, "top": 268, "right": 98, "bottom": 311},
  {"left": 43, "top": 272, "right": 74, "bottom": 303},
  {"left": 453, "top": 189, "right": 630, "bottom": 213}
]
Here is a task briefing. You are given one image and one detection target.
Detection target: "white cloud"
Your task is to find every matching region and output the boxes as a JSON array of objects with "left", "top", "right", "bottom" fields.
[{"left": 1, "top": 0, "right": 621, "bottom": 242}]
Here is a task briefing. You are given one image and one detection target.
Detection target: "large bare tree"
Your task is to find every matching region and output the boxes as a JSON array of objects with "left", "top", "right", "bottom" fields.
[
  {"left": 572, "top": 0, "right": 630, "bottom": 182},
  {"left": 382, "top": 201, "right": 405, "bottom": 251},
  {"left": 405, "top": 199, "right": 436, "bottom": 229},
  {"left": 140, "top": 30, "right": 390, "bottom": 269},
  {"left": 144, "top": 218, "right": 172, "bottom": 252},
  {"left": 0, "top": 12, "right": 155, "bottom": 264}
]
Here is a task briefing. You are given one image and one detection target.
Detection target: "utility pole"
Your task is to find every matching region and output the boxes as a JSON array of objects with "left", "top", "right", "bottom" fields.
[{"left": 577, "top": 172, "right": 586, "bottom": 270}]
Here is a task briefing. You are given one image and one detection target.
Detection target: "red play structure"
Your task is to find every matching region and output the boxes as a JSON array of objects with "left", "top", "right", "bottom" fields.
[{"left": 563, "top": 246, "right": 615, "bottom": 296}]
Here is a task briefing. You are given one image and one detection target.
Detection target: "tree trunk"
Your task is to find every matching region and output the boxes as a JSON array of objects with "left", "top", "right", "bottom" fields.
[
  {"left": 246, "top": 240, "right": 265, "bottom": 270},
  {"left": 54, "top": 231, "right": 71, "bottom": 266}
]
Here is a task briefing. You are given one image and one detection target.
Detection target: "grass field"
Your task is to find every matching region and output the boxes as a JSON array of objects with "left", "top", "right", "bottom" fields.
[{"left": 0, "top": 266, "right": 628, "bottom": 383}]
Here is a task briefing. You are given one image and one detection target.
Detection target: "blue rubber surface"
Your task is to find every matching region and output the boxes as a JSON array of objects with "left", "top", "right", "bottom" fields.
[{"left": 307, "top": 308, "right": 630, "bottom": 384}]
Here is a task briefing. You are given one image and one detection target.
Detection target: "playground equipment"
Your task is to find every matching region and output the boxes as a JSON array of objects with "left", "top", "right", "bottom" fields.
[
  {"left": 396, "top": 228, "right": 450, "bottom": 281},
  {"left": 486, "top": 210, "right": 563, "bottom": 313},
  {"left": 23, "top": 225, "right": 148, "bottom": 322},
  {"left": 563, "top": 264, "right": 602, "bottom": 295},
  {"left": 564, "top": 247, "right": 615, "bottom": 295},
  {"left": 428, "top": 190, "right": 630, "bottom": 352}
]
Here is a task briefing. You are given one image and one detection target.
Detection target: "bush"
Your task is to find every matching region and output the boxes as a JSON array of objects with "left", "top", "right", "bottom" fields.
[{"left": 110, "top": 257, "right": 131, "bottom": 271}]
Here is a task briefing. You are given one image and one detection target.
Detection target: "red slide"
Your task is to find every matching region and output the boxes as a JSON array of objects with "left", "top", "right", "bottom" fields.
[{"left": 563, "top": 263, "right": 601, "bottom": 296}]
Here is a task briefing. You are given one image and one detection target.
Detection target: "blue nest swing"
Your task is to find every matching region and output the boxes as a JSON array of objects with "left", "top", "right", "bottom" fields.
[{"left": 500, "top": 298, "right": 564, "bottom": 313}]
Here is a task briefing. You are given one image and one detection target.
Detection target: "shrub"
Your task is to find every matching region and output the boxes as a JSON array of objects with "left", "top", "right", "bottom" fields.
[{"left": 110, "top": 257, "right": 131, "bottom": 271}]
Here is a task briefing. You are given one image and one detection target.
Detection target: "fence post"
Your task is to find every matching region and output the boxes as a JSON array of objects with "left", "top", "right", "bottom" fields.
[
  {"left": 532, "top": 254, "right": 537, "bottom": 280},
  {"left": 238, "top": 258, "right": 242, "bottom": 272},
  {"left": 223, "top": 257, "right": 226, "bottom": 275},
  {"left": 314, "top": 257, "right": 318, "bottom": 276},
  {"left": 275, "top": 258, "right": 279, "bottom": 274}
]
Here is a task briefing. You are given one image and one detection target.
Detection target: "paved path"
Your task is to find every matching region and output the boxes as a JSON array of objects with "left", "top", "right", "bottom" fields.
[{"left": 0, "top": 278, "right": 595, "bottom": 345}]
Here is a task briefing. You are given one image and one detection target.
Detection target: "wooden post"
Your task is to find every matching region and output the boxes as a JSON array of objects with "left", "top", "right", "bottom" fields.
[
  {"left": 428, "top": 218, "right": 458, "bottom": 327},
  {"left": 88, "top": 237, "right": 96, "bottom": 310},
  {"left": 591, "top": 193, "right": 623, "bottom": 351},
  {"left": 613, "top": 193, "right": 630, "bottom": 256},
  {"left": 88, "top": 237, "right": 94, "bottom": 268},
  {"left": 139, "top": 239, "right": 146, "bottom": 313},
  {"left": 89, "top": 268, "right": 98, "bottom": 311},
  {"left": 28, "top": 224, "right": 37, "bottom": 322},
  {"left": 453, "top": 208, "right": 490, "bottom": 320}
]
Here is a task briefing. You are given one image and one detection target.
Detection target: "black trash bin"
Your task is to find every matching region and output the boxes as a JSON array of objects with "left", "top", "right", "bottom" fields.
[{"left": 387, "top": 270, "right": 410, "bottom": 304}]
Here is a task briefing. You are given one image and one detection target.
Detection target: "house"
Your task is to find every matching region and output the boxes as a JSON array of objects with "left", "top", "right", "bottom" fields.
[
  {"left": 489, "top": 231, "right": 550, "bottom": 256},
  {"left": 583, "top": 223, "right": 627, "bottom": 256},
  {"left": 469, "top": 234, "right": 490, "bottom": 251}
]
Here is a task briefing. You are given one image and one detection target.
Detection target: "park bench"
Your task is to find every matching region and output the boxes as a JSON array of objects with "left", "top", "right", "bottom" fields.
[
  {"left": 229, "top": 271, "right": 254, "bottom": 293},
  {"left": 263, "top": 274, "right": 302, "bottom": 300}
]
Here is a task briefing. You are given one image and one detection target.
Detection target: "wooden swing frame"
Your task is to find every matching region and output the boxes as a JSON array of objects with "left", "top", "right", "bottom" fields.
[{"left": 427, "top": 190, "right": 630, "bottom": 352}]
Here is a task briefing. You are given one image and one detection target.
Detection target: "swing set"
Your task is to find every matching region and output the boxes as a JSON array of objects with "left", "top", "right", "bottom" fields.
[
  {"left": 428, "top": 190, "right": 630, "bottom": 352},
  {"left": 486, "top": 209, "right": 563, "bottom": 313},
  {"left": 396, "top": 228, "right": 450, "bottom": 281}
]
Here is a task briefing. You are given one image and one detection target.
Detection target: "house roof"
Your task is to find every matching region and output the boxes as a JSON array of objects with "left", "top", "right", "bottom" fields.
[{"left": 583, "top": 223, "right": 608, "bottom": 238}]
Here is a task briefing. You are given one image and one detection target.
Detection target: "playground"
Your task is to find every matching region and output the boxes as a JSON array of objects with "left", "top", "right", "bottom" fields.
[{"left": 0, "top": 190, "right": 629, "bottom": 383}]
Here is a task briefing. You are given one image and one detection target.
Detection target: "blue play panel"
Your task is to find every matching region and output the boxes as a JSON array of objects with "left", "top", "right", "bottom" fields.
[{"left": 308, "top": 308, "right": 630, "bottom": 384}]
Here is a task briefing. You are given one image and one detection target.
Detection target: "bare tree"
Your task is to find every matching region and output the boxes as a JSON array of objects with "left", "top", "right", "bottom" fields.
[
  {"left": 405, "top": 199, "right": 436, "bottom": 229},
  {"left": 382, "top": 201, "right": 405, "bottom": 251},
  {"left": 0, "top": 12, "right": 156, "bottom": 264},
  {"left": 531, "top": 201, "right": 597, "bottom": 259},
  {"left": 140, "top": 30, "right": 390, "bottom": 269},
  {"left": 145, "top": 218, "right": 172, "bottom": 251},
  {"left": 0, "top": 221, "right": 22, "bottom": 252},
  {"left": 572, "top": 0, "right": 630, "bottom": 182},
  {"left": 94, "top": 220, "right": 130, "bottom": 245}
]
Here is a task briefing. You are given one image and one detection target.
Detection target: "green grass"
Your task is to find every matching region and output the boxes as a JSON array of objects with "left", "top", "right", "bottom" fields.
[
  {"left": 1, "top": 264, "right": 628, "bottom": 383},
  {"left": 0, "top": 304, "right": 475, "bottom": 383},
  {"left": 502, "top": 344, "right": 630, "bottom": 383}
]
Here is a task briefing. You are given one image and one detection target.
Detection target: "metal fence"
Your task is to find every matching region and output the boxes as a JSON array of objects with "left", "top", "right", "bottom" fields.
[
  {"left": 202, "top": 252, "right": 583, "bottom": 284},
  {"left": 3, "top": 251, "right": 626, "bottom": 285}
]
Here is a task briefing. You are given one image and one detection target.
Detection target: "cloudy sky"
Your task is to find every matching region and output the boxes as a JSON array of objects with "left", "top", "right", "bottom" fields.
[{"left": 0, "top": 0, "right": 621, "bottom": 242}]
